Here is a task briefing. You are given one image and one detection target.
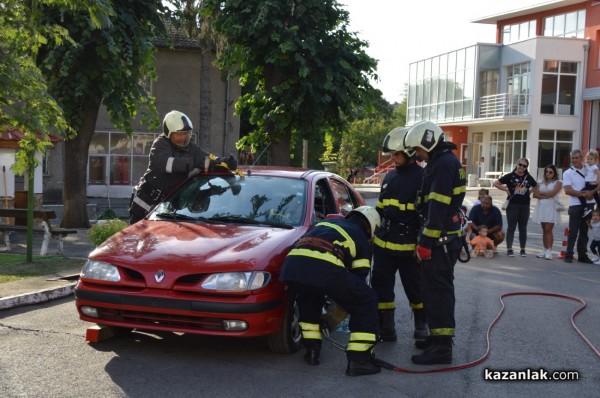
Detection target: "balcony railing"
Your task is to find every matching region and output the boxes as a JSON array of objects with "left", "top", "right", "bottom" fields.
[{"left": 479, "top": 93, "right": 530, "bottom": 118}]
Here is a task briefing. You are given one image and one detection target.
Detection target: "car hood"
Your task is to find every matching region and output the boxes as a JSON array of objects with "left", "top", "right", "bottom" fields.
[{"left": 90, "top": 220, "right": 307, "bottom": 273}]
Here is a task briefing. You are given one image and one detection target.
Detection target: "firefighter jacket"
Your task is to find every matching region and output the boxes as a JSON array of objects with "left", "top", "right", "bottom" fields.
[
  {"left": 374, "top": 162, "right": 423, "bottom": 256},
  {"left": 135, "top": 135, "right": 210, "bottom": 201},
  {"left": 417, "top": 142, "right": 467, "bottom": 249},
  {"left": 280, "top": 217, "right": 373, "bottom": 288}
]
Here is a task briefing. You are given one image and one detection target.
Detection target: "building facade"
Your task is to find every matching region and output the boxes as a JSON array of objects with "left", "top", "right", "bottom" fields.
[{"left": 406, "top": 0, "right": 597, "bottom": 182}]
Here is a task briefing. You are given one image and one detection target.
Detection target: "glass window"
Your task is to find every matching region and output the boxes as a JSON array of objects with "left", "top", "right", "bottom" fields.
[
  {"left": 540, "top": 61, "right": 578, "bottom": 115},
  {"left": 537, "top": 130, "right": 573, "bottom": 170},
  {"left": 544, "top": 10, "right": 585, "bottom": 38},
  {"left": 90, "top": 132, "right": 109, "bottom": 154},
  {"left": 88, "top": 156, "right": 106, "bottom": 185},
  {"left": 488, "top": 130, "right": 528, "bottom": 172},
  {"left": 133, "top": 134, "right": 155, "bottom": 155},
  {"left": 111, "top": 133, "right": 131, "bottom": 155},
  {"left": 110, "top": 156, "right": 131, "bottom": 185}
]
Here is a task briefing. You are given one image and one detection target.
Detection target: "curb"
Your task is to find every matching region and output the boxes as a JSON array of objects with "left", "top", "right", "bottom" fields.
[{"left": 0, "top": 283, "right": 77, "bottom": 311}]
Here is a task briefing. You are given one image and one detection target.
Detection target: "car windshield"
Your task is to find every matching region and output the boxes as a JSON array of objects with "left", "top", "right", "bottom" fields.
[{"left": 149, "top": 174, "right": 307, "bottom": 227}]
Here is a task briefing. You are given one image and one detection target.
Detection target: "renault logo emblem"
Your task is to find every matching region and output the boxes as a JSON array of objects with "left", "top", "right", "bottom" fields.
[{"left": 154, "top": 270, "right": 165, "bottom": 283}]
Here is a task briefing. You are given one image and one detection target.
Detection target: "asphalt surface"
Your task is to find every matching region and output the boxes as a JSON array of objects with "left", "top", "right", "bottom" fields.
[{"left": 0, "top": 186, "right": 579, "bottom": 311}]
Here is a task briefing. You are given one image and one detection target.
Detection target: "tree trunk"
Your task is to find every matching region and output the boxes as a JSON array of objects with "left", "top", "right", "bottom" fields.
[
  {"left": 199, "top": 50, "right": 212, "bottom": 152},
  {"left": 270, "top": 130, "right": 291, "bottom": 166},
  {"left": 61, "top": 99, "right": 100, "bottom": 228}
]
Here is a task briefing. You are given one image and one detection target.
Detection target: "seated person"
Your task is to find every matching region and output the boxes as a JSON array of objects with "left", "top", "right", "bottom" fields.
[
  {"left": 470, "top": 225, "right": 495, "bottom": 258},
  {"left": 467, "top": 195, "right": 505, "bottom": 249}
]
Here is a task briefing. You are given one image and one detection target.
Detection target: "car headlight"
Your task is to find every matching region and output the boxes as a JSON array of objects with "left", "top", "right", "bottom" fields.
[
  {"left": 201, "top": 272, "right": 270, "bottom": 291},
  {"left": 81, "top": 260, "right": 121, "bottom": 282}
]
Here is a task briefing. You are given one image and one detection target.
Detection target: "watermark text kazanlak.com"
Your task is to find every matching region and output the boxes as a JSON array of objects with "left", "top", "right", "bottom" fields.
[{"left": 484, "top": 368, "right": 580, "bottom": 381}]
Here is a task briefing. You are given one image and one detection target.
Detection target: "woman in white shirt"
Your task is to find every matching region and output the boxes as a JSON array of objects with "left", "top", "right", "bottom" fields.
[{"left": 532, "top": 164, "right": 563, "bottom": 259}]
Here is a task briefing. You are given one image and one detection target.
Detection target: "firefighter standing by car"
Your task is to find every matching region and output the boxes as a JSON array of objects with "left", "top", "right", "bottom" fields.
[
  {"left": 403, "top": 120, "right": 466, "bottom": 365},
  {"left": 279, "top": 206, "right": 382, "bottom": 377},
  {"left": 129, "top": 110, "right": 238, "bottom": 224},
  {"left": 371, "top": 127, "right": 428, "bottom": 343}
]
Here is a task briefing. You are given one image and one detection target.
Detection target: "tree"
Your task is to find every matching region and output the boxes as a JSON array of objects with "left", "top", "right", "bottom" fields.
[
  {"left": 165, "top": 1, "right": 225, "bottom": 151},
  {"left": 337, "top": 100, "right": 406, "bottom": 177},
  {"left": 1, "top": 0, "right": 112, "bottom": 261},
  {"left": 201, "top": 0, "right": 382, "bottom": 166},
  {"left": 38, "top": 1, "right": 169, "bottom": 228}
]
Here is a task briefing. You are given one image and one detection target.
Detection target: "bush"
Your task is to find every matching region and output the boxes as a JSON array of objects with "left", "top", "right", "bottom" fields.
[{"left": 87, "top": 219, "right": 128, "bottom": 246}]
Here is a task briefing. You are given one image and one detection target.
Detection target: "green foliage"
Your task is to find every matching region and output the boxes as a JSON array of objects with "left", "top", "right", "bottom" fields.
[
  {"left": 337, "top": 100, "right": 407, "bottom": 174},
  {"left": 201, "top": 0, "right": 383, "bottom": 157},
  {"left": 0, "top": 254, "right": 86, "bottom": 283},
  {"left": 87, "top": 219, "right": 128, "bottom": 246},
  {"left": 37, "top": 1, "right": 169, "bottom": 135}
]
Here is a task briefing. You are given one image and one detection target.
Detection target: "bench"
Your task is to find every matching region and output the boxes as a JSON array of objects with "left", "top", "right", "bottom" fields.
[
  {"left": 479, "top": 172, "right": 503, "bottom": 187},
  {"left": 0, "top": 208, "right": 78, "bottom": 255}
]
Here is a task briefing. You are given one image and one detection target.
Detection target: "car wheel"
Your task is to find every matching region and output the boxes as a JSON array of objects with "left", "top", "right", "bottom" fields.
[{"left": 267, "top": 293, "right": 302, "bottom": 354}]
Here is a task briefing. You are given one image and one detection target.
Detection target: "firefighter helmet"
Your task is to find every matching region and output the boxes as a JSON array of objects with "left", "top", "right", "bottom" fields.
[
  {"left": 382, "top": 127, "right": 414, "bottom": 157},
  {"left": 403, "top": 120, "right": 444, "bottom": 153},
  {"left": 163, "top": 110, "right": 193, "bottom": 137},
  {"left": 346, "top": 206, "right": 381, "bottom": 238}
]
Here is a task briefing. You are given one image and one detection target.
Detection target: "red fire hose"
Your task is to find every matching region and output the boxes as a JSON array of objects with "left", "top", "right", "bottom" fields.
[{"left": 324, "top": 291, "right": 600, "bottom": 374}]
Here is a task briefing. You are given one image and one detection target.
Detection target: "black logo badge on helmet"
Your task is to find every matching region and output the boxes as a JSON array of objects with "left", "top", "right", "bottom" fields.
[{"left": 421, "top": 129, "right": 436, "bottom": 150}]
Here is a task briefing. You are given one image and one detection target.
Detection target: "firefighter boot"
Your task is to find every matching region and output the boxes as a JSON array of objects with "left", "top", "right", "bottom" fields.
[
  {"left": 413, "top": 309, "right": 429, "bottom": 340},
  {"left": 303, "top": 349, "right": 320, "bottom": 366},
  {"left": 415, "top": 335, "right": 433, "bottom": 349},
  {"left": 411, "top": 336, "right": 453, "bottom": 365},
  {"left": 346, "top": 359, "right": 382, "bottom": 377},
  {"left": 378, "top": 310, "right": 397, "bottom": 342}
]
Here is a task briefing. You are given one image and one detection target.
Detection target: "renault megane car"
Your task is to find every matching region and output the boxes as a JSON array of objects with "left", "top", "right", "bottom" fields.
[{"left": 75, "top": 167, "right": 366, "bottom": 353}]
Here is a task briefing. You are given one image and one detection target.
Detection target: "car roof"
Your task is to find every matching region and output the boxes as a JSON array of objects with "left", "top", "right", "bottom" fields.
[{"left": 235, "top": 166, "right": 335, "bottom": 180}]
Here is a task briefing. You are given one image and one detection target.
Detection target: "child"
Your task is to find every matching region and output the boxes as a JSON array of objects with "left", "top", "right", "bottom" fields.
[
  {"left": 589, "top": 210, "right": 600, "bottom": 264},
  {"left": 470, "top": 225, "right": 495, "bottom": 259},
  {"left": 580, "top": 150, "right": 600, "bottom": 219},
  {"left": 472, "top": 188, "right": 489, "bottom": 208}
]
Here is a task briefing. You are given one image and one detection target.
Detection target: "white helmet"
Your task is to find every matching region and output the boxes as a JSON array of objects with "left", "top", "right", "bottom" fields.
[
  {"left": 346, "top": 206, "right": 380, "bottom": 238},
  {"left": 163, "top": 110, "right": 193, "bottom": 138},
  {"left": 403, "top": 120, "right": 444, "bottom": 153},
  {"left": 382, "top": 127, "right": 415, "bottom": 157}
]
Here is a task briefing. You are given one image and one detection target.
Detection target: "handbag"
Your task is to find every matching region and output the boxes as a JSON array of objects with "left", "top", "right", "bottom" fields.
[
  {"left": 501, "top": 196, "right": 512, "bottom": 210},
  {"left": 554, "top": 200, "right": 566, "bottom": 212}
]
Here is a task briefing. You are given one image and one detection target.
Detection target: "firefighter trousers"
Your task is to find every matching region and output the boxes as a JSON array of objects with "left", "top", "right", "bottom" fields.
[{"left": 371, "top": 251, "right": 422, "bottom": 310}]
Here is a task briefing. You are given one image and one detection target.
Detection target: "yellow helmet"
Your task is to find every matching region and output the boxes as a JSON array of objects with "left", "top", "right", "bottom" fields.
[
  {"left": 382, "top": 127, "right": 415, "bottom": 157},
  {"left": 403, "top": 120, "right": 444, "bottom": 153},
  {"left": 346, "top": 206, "right": 380, "bottom": 238}
]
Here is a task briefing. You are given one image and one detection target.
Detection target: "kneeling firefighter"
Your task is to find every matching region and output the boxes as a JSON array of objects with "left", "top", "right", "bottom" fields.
[
  {"left": 279, "top": 206, "right": 382, "bottom": 377},
  {"left": 372, "top": 127, "right": 428, "bottom": 343},
  {"left": 403, "top": 120, "right": 466, "bottom": 365}
]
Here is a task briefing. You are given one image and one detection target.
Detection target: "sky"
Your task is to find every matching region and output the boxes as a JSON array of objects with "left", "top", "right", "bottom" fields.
[{"left": 341, "top": 0, "right": 548, "bottom": 104}]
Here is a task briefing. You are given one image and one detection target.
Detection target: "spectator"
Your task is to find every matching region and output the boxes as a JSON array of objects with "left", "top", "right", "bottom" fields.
[
  {"left": 467, "top": 195, "right": 505, "bottom": 249},
  {"left": 589, "top": 210, "right": 600, "bottom": 264},
  {"left": 578, "top": 149, "right": 600, "bottom": 219},
  {"left": 532, "top": 164, "right": 563, "bottom": 260},
  {"left": 493, "top": 158, "right": 537, "bottom": 257},
  {"left": 472, "top": 188, "right": 489, "bottom": 208},
  {"left": 469, "top": 225, "right": 495, "bottom": 258},
  {"left": 562, "top": 149, "right": 595, "bottom": 264}
]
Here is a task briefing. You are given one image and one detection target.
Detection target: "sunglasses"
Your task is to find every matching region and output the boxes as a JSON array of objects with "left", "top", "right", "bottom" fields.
[
  {"left": 517, "top": 163, "right": 528, "bottom": 168},
  {"left": 545, "top": 170, "right": 554, "bottom": 173}
]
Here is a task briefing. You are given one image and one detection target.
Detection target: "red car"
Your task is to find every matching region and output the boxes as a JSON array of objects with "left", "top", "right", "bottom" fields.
[{"left": 75, "top": 167, "right": 366, "bottom": 353}]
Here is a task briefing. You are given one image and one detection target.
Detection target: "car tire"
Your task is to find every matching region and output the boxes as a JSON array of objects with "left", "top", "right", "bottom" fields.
[{"left": 267, "top": 293, "right": 302, "bottom": 354}]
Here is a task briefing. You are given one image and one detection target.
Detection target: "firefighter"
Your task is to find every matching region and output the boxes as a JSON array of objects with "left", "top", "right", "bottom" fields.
[
  {"left": 279, "top": 206, "right": 382, "bottom": 377},
  {"left": 371, "top": 127, "right": 427, "bottom": 343},
  {"left": 129, "top": 110, "right": 237, "bottom": 224},
  {"left": 403, "top": 120, "right": 466, "bottom": 365}
]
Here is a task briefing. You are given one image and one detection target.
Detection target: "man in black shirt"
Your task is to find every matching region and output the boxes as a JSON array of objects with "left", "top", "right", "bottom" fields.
[{"left": 467, "top": 195, "right": 505, "bottom": 248}]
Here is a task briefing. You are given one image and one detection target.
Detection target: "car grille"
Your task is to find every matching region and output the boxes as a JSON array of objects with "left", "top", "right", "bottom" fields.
[{"left": 98, "top": 307, "right": 225, "bottom": 331}]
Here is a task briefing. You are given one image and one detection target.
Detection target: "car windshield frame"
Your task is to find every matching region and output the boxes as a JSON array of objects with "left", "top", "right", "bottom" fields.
[{"left": 149, "top": 173, "right": 307, "bottom": 227}]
